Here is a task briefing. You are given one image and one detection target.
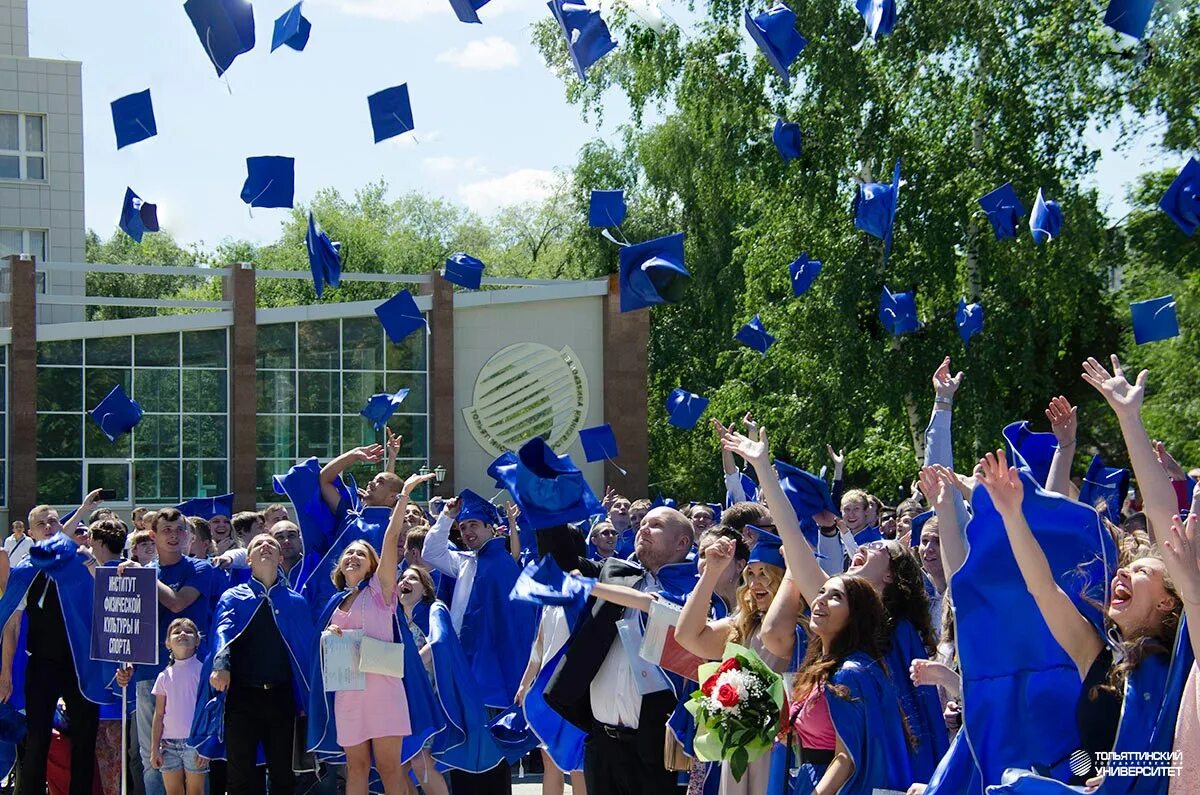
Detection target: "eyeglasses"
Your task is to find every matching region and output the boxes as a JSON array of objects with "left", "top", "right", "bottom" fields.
[
  {"left": 596, "top": 530, "right": 618, "bottom": 538},
  {"left": 73, "top": 527, "right": 90, "bottom": 537}
]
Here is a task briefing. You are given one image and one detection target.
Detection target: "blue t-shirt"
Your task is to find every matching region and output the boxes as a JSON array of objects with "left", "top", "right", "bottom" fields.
[{"left": 137, "top": 556, "right": 215, "bottom": 682}]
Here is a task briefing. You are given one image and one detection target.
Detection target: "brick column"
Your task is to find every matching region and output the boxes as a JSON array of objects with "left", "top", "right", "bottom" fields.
[
  {"left": 602, "top": 273, "right": 649, "bottom": 497},
  {"left": 422, "top": 273, "right": 455, "bottom": 496},
  {"left": 225, "top": 263, "right": 257, "bottom": 510},
  {"left": 8, "top": 255, "right": 37, "bottom": 525}
]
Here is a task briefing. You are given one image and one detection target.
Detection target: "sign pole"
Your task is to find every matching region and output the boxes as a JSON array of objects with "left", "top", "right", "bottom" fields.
[{"left": 120, "top": 680, "right": 128, "bottom": 795}]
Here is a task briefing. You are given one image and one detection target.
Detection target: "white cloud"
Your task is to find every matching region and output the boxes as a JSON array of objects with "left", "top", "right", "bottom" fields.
[
  {"left": 317, "top": 0, "right": 446, "bottom": 22},
  {"left": 459, "top": 169, "right": 555, "bottom": 213},
  {"left": 435, "top": 37, "right": 520, "bottom": 71},
  {"left": 422, "top": 155, "right": 487, "bottom": 176}
]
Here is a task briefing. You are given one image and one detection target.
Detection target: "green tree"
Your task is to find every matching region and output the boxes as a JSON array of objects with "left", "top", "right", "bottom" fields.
[{"left": 84, "top": 229, "right": 212, "bottom": 320}]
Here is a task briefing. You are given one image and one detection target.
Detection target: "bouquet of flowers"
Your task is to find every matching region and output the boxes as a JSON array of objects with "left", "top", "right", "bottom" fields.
[{"left": 684, "top": 642, "right": 785, "bottom": 781}]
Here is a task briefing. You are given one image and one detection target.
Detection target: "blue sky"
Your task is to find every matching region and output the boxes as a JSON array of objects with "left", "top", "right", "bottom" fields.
[{"left": 30, "top": 0, "right": 1171, "bottom": 250}]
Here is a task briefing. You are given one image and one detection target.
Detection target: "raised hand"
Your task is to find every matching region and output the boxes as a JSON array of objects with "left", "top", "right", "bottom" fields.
[
  {"left": 917, "top": 465, "right": 956, "bottom": 513},
  {"left": 700, "top": 536, "right": 736, "bottom": 578},
  {"left": 442, "top": 496, "right": 462, "bottom": 519},
  {"left": 721, "top": 426, "right": 770, "bottom": 469},
  {"left": 932, "top": 356, "right": 964, "bottom": 398},
  {"left": 401, "top": 471, "right": 437, "bottom": 496},
  {"left": 1162, "top": 514, "right": 1200, "bottom": 607},
  {"left": 826, "top": 444, "right": 844, "bottom": 470},
  {"left": 1153, "top": 440, "right": 1187, "bottom": 481},
  {"left": 910, "top": 658, "right": 957, "bottom": 690},
  {"left": 352, "top": 444, "right": 386, "bottom": 463},
  {"left": 976, "top": 449, "right": 1024, "bottom": 517},
  {"left": 741, "top": 412, "right": 759, "bottom": 439},
  {"left": 1081, "top": 355, "right": 1148, "bottom": 417},
  {"left": 1044, "top": 396, "right": 1077, "bottom": 447},
  {"left": 506, "top": 501, "right": 521, "bottom": 526},
  {"left": 601, "top": 486, "right": 617, "bottom": 511}
]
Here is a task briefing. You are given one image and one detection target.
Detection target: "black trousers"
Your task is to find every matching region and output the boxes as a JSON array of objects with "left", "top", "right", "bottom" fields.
[
  {"left": 583, "top": 730, "right": 683, "bottom": 795},
  {"left": 20, "top": 659, "right": 99, "bottom": 795},
  {"left": 224, "top": 686, "right": 295, "bottom": 795},
  {"left": 448, "top": 761, "right": 512, "bottom": 795}
]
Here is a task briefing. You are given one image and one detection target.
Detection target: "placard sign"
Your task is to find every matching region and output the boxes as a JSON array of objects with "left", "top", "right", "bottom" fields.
[{"left": 90, "top": 567, "right": 159, "bottom": 665}]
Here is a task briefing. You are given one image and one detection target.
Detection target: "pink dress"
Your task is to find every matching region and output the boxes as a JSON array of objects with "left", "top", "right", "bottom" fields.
[{"left": 330, "top": 573, "right": 412, "bottom": 747}]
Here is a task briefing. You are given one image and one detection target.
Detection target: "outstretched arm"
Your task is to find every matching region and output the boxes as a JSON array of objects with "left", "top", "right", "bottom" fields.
[
  {"left": 1044, "top": 396, "right": 1078, "bottom": 499},
  {"left": 761, "top": 573, "right": 803, "bottom": 663},
  {"left": 319, "top": 445, "right": 384, "bottom": 513},
  {"left": 918, "top": 466, "right": 968, "bottom": 580},
  {"left": 1161, "top": 514, "right": 1200, "bottom": 664},
  {"left": 675, "top": 537, "right": 736, "bottom": 660},
  {"left": 380, "top": 471, "right": 437, "bottom": 603},
  {"left": 925, "top": 356, "right": 963, "bottom": 470}
]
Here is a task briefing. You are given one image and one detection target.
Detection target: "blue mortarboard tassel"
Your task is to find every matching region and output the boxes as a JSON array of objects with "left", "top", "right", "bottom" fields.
[
  {"left": 956, "top": 297, "right": 984, "bottom": 347},
  {"left": 442, "top": 253, "right": 485, "bottom": 290},
  {"left": 789, "top": 253, "right": 822, "bottom": 297},
  {"left": 618, "top": 232, "right": 690, "bottom": 313},
  {"left": 579, "top": 424, "right": 619, "bottom": 464},
  {"left": 665, "top": 388, "right": 708, "bottom": 430},
  {"left": 747, "top": 527, "right": 785, "bottom": 569},
  {"left": 1104, "top": 0, "right": 1156, "bottom": 40},
  {"left": 271, "top": 2, "right": 312, "bottom": 53},
  {"left": 375, "top": 289, "right": 425, "bottom": 344},
  {"left": 773, "top": 118, "right": 802, "bottom": 162},
  {"left": 775, "top": 459, "right": 840, "bottom": 522},
  {"left": 367, "top": 84, "right": 415, "bottom": 144},
  {"left": 184, "top": 0, "right": 256, "bottom": 77},
  {"left": 978, "top": 182, "right": 1026, "bottom": 241},
  {"left": 853, "top": 159, "right": 902, "bottom": 261},
  {"left": 110, "top": 90, "right": 157, "bottom": 150},
  {"left": 855, "top": 0, "right": 896, "bottom": 39},
  {"left": 1130, "top": 295, "right": 1179, "bottom": 344},
  {"left": 449, "top": 0, "right": 493, "bottom": 24},
  {"left": 735, "top": 314, "right": 775, "bottom": 354},
  {"left": 589, "top": 190, "right": 627, "bottom": 228},
  {"left": 89, "top": 384, "right": 144, "bottom": 443},
  {"left": 879, "top": 286, "right": 918, "bottom": 336},
  {"left": 744, "top": 4, "right": 807, "bottom": 86},
  {"left": 1159, "top": 158, "right": 1200, "bottom": 237},
  {"left": 1079, "top": 455, "right": 1130, "bottom": 525},
  {"left": 306, "top": 212, "right": 342, "bottom": 298},
  {"left": 360, "top": 389, "right": 410, "bottom": 432},
  {"left": 240, "top": 156, "right": 295, "bottom": 209},
  {"left": 547, "top": 0, "right": 618, "bottom": 81},
  {"left": 175, "top": 493, "right": 235, "bottom": 521},
  {"left": 1030, "top": 188, "right": 1063, "bottom": 244},
  {"left": 119, "top": 188, "right": 160, "bottom": 244}
]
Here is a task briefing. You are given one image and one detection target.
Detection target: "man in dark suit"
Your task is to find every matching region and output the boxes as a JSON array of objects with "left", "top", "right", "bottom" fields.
[{"left": 544, "top": 507, "right": 695, "bottom": 795}]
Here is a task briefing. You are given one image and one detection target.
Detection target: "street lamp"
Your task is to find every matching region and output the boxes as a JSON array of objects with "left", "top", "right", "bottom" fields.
[
  {"left": 418, "top": 465, "right": 430, "bottom": 478},
  {"left": 434, "top": 465, "right": 446, "bottom": 483}
]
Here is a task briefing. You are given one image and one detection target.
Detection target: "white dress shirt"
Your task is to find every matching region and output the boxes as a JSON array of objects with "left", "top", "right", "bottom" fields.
[
  {"left": 590, "top": 570, "right": 662, "bottom": 729},
  {"left": 420, "top": 513, "right": 476, "bottom": 633}
]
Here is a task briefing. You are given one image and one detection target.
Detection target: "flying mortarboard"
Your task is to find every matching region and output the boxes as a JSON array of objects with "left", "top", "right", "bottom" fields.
[
  {"left": 775, "top": 459, "right": 840, "bottom": 523},
  {"left": 1030, "top": 188, "right": 1062, "bottom": 244},
  {"left": 589, "top": 190, "right": 627, "bottom": 228},
  {"left": 1002, "top": 420, "right": 1057, "bottom": 487},
  {"left": 744, "top": 4, "right": 807, "bottom": 86},
  {"left": 89, "top": 384, "right": 144, "bottom": 443},
  {"left": 854, "top": 159, "right": 902, "bottom": 260},
  {"left": 735, "top": 314, "right": 775, "bottom": 354},
  {"left": 306, "top": 212, "right": 341, "bottom": 298},
  {"left": 579, "top": 424, "right": 626, "bottom": 474},
  {"left": 360, "top": 389, "right": 409, "bottom": 431},
  {"left": 978, "top": 182, "right": 1026, "bottom": 241},
  {"left": 879, "top": 285, "right": 918, "bottom": 336},
  {"left": 1158, "top": 158, "right": 1199, "bottom": 237},
  {"left": 618, "top": 232, "right": 690, "bottom": 312},
  {"left": 240, "top": 156, "right": 295, "bottom": 209},
  {"left": 855, "top": 0, "right": 896, "bottom": 39},
  {"left": 487, "top": 437, "right": 603, "bottom": 530},
  {"left": 956, "top": 297, "right": 984, "bottom": 347},
  {"left": 456, "top": 488, "right": 502, "bottom": 526},
  {"left": 271, "top": 2, "right": 312, "bottom": 52},
  {"left": 773, "top": 118, "right": 802, "bottom": 162},
  {"left": 789, "top": 253, "right": 822, "bottom": 296},
  {"left": 1103, "top": 0, "right": 1156, "bottom": 40},
  {"left": 374, "top": 289, "right": 426, "bottom": 344},
  {"left": 1130, "top": 295, "right": 1179, "bottom": 344},
  {"left": 176, "top": 493, "right": 236, "bottom": 521},
  {"left": 449, "top": 0, "right": 493, "bottom": 24},
  {"left": 119, "top": 188, "right": 160, "bottom": 243},
  {"left": 1079, "top": 455, "right": 1130, "bottom": 525},
  {"left": 547, "top": 0, "right": 618, "bottom": 81},
  {"left": 665, "top": 388, "right": 708, "bottom": 429},
  {"left": 110, "top": 90, "right": 157, "bottom": 150},
  {"left": 442, "top": 253, "right": 485, "bottom": 290},
  {"left": 367, "top": 84, "right": 416, "bottom": 144},
  {"left": 184, "top": 0, "right": 256, "bottom": 77},
  {"left": 747, "top": 527, "right": 785, "bottom": 569}
]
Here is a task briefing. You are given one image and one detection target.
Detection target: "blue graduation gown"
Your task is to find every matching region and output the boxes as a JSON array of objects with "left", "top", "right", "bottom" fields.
[
  {"left": 886, "top": 618, "right": 950, "bottom": 780},
  {"left": 273, "top": 456, "right": 357, "bottom": 563},
  {"left": 300, "top": 504, "right": 394, "bottom": 619}
]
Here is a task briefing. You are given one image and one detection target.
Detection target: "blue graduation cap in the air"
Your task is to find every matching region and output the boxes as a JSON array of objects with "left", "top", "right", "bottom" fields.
[
  {"left": 665, "top": 388, "right": 708, "bottom": 429},
  {"left": 449, "top": 0, "right": 493, "bottom": 24},
  {"left": 111, "top": 90, "right": 157, "bottom": 150},
  {"left": 589, "top": 190, "right": 627, "bottom": 228},
  {"left": 579, "top": 424, "right": 619, "bottom": 464},
  {"left": 548, "top": 0, "right": 618, "bottom": 81},
  {"left": 910, "top": 510, "right": 934, "bottom": 547},
  {"left": 789, "top": 253, "right": 822, "bottom": 296},
  {"left": 879, "top": 285, "right": 918, "bottom": 336},
  {"left": 360, "top": 389, "right": 409, "bottom": 431},
  {"left": 184, "top": 0, "right": 256, "bottom": 77},
  {"left": 1159, "top": 158, "right": 1199, "bottom": 237},
  {"left": 1002, "top": 420, "right": 1058, "bottom": 487},
  {"left": 1079, "top": 454, "right": 1130, "bottom": 525},
  {"left": 744, "top": 4, "right": 807, "bottom": 86},
  {"left": 457, "top": 488, "right": 502, "bottom": 526},
  {"left": 442, "top": 253, "right": 485, "bottom": 290},
  {"left": 855, "top": 0, "right": 896, "bottom": 39},
  {"left": 619, "top": 232, "right": 690, "bottom": 312},
  {"left": 735, "top": 314, "right": 775, "bottom": 354},
  {"left": 368, "top": 84, "right": 415, "bottom": 144},
  {"left": 1103, "top": 0, "right": 1156, "bottom": 40},
  {"left": 240, "top": 156, "right": 295, "bottom": 209},
  {"left": 176, "top": 493, "right": 235, "bottom": 521},
  {"left": 1030, "top": 188, "right": 1062, "bottom": 244},
  {"left": 651, "top": 494, "right": 677, "bottom": 510},
  {"left": 747, "top": 527, "right": 785, "bottom": 569},
  {"left": 978, "top": 182, "right": 1026, "bottom": 241},
  {"left": 854, "top": 159, "right": 902, "bottom": 260},
  {"left": 306, "top": 212, "right": 341, "bottom": 298},
  {"left": 956, "top": 297, "right": 984, "bottom": 346},
  {"left": 775, "top": 459, "right": 840, "bottom": 523},
  {"left": 271, "top": 2, "right": 312, "bottom": 52},
  {"left": 374, "top": 289, "right": 426, "bottom": 344},
  {"left": 488, "top": 437, "right": 604, "bottom": 531},
  {"left": 1130, "top": 295, "right": 1179, "bottom": 344},
  {"left": 89, "top": 384, "right": 144, "bottom": 443},
  {"left": 773, "top": 118, "right": 802, "bottom": 162},
  {"left": 119, "top": 188, "right": 160, "bottom": 244}
]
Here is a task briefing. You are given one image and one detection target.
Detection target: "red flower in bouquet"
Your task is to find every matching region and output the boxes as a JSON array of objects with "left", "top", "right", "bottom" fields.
[
  {"left": 701, "top": 672, "right": 721, "bottom": 697},
  {"left": 717, "top": 657, "right": 742, "bottom": 674},
  {"left": 717, "top": 683, "right": 741, "bottom": 708}
]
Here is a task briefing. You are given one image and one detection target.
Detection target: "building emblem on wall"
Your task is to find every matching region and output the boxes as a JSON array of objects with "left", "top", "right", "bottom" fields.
[{"left": 464, "top": 343, "right": 590, "bottom": 456}]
